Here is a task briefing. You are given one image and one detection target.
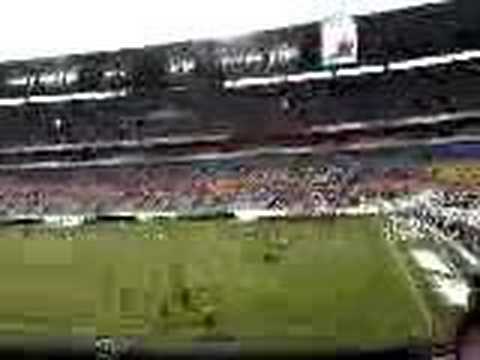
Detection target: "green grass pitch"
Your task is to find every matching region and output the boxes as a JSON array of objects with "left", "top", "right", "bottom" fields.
[{"left": 0, "top": 216, "right": 431, "bottom": 350}]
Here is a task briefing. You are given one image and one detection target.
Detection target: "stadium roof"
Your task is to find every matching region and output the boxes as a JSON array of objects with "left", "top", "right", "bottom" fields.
[{"left": 0, "top": 0, "right": 448, "bottom": 63}]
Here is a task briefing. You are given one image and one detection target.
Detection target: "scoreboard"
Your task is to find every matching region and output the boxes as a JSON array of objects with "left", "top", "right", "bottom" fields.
[{"left": 322, "top": 14, "right": 358, "bottom": 67}]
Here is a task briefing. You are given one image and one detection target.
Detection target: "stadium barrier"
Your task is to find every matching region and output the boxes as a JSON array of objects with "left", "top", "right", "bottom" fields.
[
  {"left": 42, "top": 214, "right": 96, "bottom": 227},
  {"left": 0, "top": 203, "right": 384, "bottom": 228},
  {"left": 234, "top": 209, "right": 288, "bottom": 222},
  {"left": 178, "top": 212, "right": 236, "bottom": 221},
  {"left": 0, "top": 214, "right": 43, "bottom": 226}
]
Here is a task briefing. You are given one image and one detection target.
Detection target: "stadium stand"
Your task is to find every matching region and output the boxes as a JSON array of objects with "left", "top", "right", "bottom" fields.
[
  {"left": 0, "top": 1, "right": 467, "bottom": 153},
  {"left": 0, "top": 152, "right": 433, "bottom": 217},
  {"left": 0, "top": 1, "right": 469, "bottom": 219}
]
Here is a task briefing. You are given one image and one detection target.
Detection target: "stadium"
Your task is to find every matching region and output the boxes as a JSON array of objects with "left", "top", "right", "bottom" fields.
[{"left": 0, "top": 0, "right": 479, "bottom": 358}]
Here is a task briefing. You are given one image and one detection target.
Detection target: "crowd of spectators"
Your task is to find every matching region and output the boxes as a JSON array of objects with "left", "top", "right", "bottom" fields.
[
  {"left": 0, "top": 154, "right": 437, "bottom": 217},
  {"left": 401, "top": 190, "right": 480, "bottom": 268}
]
